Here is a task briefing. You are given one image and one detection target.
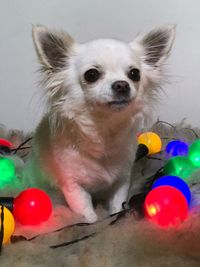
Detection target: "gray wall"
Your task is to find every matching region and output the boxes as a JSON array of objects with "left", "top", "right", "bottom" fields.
[{"left": 1, "top": 0, "right": 200, "bottom": 131}]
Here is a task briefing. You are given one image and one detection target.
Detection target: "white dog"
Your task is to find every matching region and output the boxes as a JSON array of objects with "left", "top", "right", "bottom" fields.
[{"left": 31, "top": 25, "right": 175, "bottom": 223}]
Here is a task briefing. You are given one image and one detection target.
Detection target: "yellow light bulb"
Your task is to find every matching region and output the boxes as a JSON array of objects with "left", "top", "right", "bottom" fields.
[
  {"left": 137, "top": 132, "right": 162, "bottom": 155},
  {"left": 0, "top": 205, "right": 15, "bottom": 244}
]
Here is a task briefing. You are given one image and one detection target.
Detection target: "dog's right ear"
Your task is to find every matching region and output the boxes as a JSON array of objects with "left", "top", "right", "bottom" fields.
[
  {"left": 130, "top": 25, "right": 175, "bottom": 67},
  {"left": 32, "top": 25, "right": 74, "bottom": 71}
]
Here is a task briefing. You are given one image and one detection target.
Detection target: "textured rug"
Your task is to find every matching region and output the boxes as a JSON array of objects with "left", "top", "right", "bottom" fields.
[{"left": 0, "top": 121, "right": 200, "bottom": 267}]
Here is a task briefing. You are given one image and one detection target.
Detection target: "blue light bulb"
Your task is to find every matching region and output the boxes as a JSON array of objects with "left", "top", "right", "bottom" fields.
[
  {"left": 152, "top": 175, "right": 191, "bottom": 205},
  {"left": 165, "top": 140, "right": 189, "bottom": 157}
]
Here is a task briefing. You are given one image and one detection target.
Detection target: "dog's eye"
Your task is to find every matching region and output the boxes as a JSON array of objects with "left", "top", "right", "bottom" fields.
[
  {"left": 84, "top": 69, "right": 100, "bottom": 83},
  {"left": 128, "top": 68, "right": 140, "bottom": 82}
]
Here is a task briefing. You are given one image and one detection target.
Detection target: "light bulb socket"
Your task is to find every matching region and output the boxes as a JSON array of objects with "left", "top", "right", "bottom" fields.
[
  {"left": 128, "top": 192, "right": 148, "bottom": 218},
  {"left": 135, "top": 144, "right": 149, "bottom": 162},
  {"left": 0, "top": 197, "right": 14, "bottom": 212},
  {"left": 0, "top": 145, "right": 11, "bottom": 155}
]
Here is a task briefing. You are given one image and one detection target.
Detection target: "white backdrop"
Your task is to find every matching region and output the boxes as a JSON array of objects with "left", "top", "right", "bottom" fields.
[{"left": 1, "top": 0, "right": 200, "bottom": 131}]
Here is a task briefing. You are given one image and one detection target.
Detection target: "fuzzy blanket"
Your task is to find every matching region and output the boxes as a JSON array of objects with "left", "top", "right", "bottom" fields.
[{"left": 0, "top": 121, "right": 200, "bottom": 267}]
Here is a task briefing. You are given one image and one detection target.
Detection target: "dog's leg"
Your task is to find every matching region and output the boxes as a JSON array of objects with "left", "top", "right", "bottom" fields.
[
  {"left": 108, "top": 180, "right": 130, "bottom": 214},
  {"left": 61, "top": 184, "right": 98, "bottom": 223}
]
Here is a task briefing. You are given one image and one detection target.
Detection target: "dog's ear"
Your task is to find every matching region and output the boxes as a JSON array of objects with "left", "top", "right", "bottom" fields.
[
  {"left": 32, "top": 25, "right": 74, "bottom": 71},
  {"left": 131, "top": 25, "right": 176, "bottom": 67}
]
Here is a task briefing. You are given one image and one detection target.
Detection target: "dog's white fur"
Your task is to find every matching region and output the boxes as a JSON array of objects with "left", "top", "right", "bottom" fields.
[{"left": 31, "top": 25, "right": 175, "bottom": 222}]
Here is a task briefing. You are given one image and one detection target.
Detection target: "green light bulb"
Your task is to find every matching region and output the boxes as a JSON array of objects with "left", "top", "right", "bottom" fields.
[
  {"left": 164, "top": 156, "right": 196, "bottom": 181},
  {"left": 188, "top": 140, "right": 200, "bottom": 167},
  {"left": 0, "top": 157, "right": 15, "bottom": 188}
]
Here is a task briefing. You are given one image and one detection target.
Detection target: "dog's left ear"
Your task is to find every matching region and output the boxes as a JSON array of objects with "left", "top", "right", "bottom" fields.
[
  {"left": 131, "top": 25, "right": 176, "bottom": 67},
  {"left": 32, "top": 25, "right": 74, "bottom": 72}
]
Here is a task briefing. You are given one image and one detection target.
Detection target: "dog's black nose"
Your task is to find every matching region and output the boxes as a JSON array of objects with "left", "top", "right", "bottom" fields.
[{"left": 112, "top": 81, "right": 130, "bottom": 96}]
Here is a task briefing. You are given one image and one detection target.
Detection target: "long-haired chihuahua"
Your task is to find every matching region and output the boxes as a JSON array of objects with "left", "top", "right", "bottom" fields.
[{"left": 30, "top": 24, "right": 175, "bottom": 222}]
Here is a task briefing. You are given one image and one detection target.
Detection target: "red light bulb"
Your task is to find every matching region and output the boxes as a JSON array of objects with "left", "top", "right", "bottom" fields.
[
  {"left": 0, "top": 138, "right": 13, "bottom": 148},
  {"left": 13, "top": 188, "right": 52, "bottom": 225},
  {"left": 144, "top": 186, "right": 188, "bottom": 227}
]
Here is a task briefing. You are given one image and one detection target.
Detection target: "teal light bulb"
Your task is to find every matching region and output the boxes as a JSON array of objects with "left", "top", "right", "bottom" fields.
[
  {"left": 188, "top": 140, "right": 200, "bottom": 167},
  {"left": 0, "top": 157, "right": 16, "bottom": 188},
  {"left": 164, "top": 156, "right": 196, "bottom": 181}
]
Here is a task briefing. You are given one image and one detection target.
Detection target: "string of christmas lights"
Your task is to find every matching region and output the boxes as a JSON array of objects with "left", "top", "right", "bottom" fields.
[{"left": 0, "top": 122, "right": 200, "bottom": 249}]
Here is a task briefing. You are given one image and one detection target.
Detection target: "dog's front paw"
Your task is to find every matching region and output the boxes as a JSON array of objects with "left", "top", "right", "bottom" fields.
[
  {"left": 84, "top": 210, "right": 98, "bottom": 223},
  {"left": 109, "top": 204, "right": 123, "bottom": 215}
]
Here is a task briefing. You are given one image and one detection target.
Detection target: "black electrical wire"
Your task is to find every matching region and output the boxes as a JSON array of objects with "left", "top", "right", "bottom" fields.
[
  {"left": 12, "top": 137, "right": 33, "bottom": 154},
  {"left": 182, "top": 127, "right": 199, "bottom": 139},
  {"left": 50, "top": 232, "right": 96, "bottom": 249}
]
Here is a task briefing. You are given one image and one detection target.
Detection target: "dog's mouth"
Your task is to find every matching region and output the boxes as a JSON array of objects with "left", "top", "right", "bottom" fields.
[{"left": 107, "top": 99, "right": 132, "bottom": 109}]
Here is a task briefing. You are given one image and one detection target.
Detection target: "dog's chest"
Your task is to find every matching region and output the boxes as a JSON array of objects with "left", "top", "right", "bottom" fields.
[{"left": 53, "top": 132, "right": 136, "bottom": 191}]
